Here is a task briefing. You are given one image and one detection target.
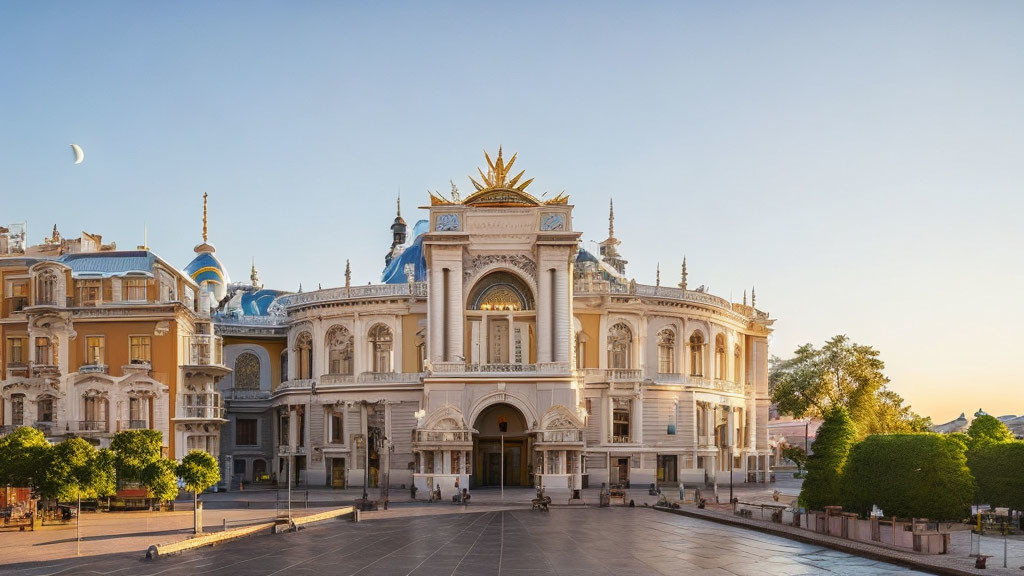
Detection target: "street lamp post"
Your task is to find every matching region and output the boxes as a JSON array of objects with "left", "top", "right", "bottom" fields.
[{"left": 729, "top": 444, "right": 734, "bottom": 503}]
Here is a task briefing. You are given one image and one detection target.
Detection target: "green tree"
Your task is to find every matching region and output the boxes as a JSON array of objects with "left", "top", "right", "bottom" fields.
[
  {"left": 966, "top": 413, "right": 1013, "bottom": 446},
  {"left": 966, "top": 440, "right": 1024, "bottom": 511},
  {"left": 840, "top": 434, "right": 974, "bottom": 521},
  {"left": 0, "top": 426, "right": 51, "bottom": 490},
  {"left": 770, "top": 335, "right": 929, "bottom": 435},
  {"left": 781, "top": 445, "right": 807, "bottom": 475},
  {"left": 38, "top": 438, "right": 116, "bottom": 502},
  {"left": 177, "top": 450, "right": 220, "bottom": 534},
  {"left": 142, "top": 458, "right": 180, "bottom": 502},
  {"left": 800, "top": 407, "right": 858, "bottom": 510},
  {"left": 110, "top": 429, "right": 164, "bottom": 483}
]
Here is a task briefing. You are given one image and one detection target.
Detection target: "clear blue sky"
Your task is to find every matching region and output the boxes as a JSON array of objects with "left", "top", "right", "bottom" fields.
[{"left": 2, "top": 1, "right": 1022, "bottom": 422}]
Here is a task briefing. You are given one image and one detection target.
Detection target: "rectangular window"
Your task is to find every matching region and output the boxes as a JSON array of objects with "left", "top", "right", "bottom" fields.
[
  {"left": 8, "top": 280, "right": 29, "bottom": 312},
  {"left": 236, "top": 418, "right": 258, "bottom": 446},
  {"left": 8, "top": 338, "right": 24, "bottom": 364},
  {"left": 330, "top": 412, "right": 344, "bottom": 444},
  {"left": 76, "top": 280, "right": 102, "bottom": 305},
  {"left": 612, "top": 398, "right": 631, "bottom": 443},
  {"left": 130, "top": 336, "right": 152, "bottom": 364},
  {"left": 35, "top": 337, "right": 52, "bottom": 365},
  {"left": 12, "top": 396, "right": 24, "bottom": 426},
  {"left": 86, "top": 336, "right": 105, "bottom": 366},
  {"left": 125, "top": 278, "right": 147, "bottom": 301}
]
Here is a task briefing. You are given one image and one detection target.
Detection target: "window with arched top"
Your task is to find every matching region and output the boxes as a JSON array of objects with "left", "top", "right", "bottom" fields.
[
  {"left": 326, "top": 325, "right": 354, "bottom": 375},
  {"left": 368, "top": 324, "right": 393, "bottom": 373},
  {"left": 689, "top": 331, "right": 704, "bottom": 377},
  {"left": 607, "top": 323, "right": 632, "bottom": 369},
  {"left": 36, "top": 271, "right": 57, "bottom": 305},
  {"left": 296, "top": 332, "right": 313, "bottom": 379},
  {"left": 234, "top": 352, "right": 261, "bottom": 390},
  {"left": 715, "top": 334, "right": 726, "bottom": 380},
  {"left": 657, "top": 328, "right": 676, "bottom": 374}
]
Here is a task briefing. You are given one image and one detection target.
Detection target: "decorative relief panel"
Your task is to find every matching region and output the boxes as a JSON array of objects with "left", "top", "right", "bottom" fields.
[
  {"left": 539, "top": 213, "right": 566, "bottom": 231},
  {"left": 435, "top": 213, "right": 461, "bottom": 232},
  {"left": 462, "top": 254, "right": 537, "bottom": 283}
]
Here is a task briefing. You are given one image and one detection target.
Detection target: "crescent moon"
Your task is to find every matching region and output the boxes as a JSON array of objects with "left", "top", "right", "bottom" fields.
[{"left": 71, "top": 144, "right": 84, "bottom": 165}]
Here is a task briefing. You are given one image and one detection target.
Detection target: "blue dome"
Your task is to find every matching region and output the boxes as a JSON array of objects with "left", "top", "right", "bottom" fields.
[
  {"left": 184, "top": 252, "right": 229, "bottom": 287},
  {"left": 381, "top": 219, "right": 428, "bottom": 284},
  {"left": 576, "top": 247, "right": 599, "bottom": 264}
]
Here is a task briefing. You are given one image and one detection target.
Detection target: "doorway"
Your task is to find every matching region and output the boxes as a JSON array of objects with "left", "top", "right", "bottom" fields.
[
  {"left": 611, "top": 457, "right": 630, "bottom": 486},
  {"left": 331, "top": 458, "right": 346, "bottom": 488},
  {"left": 472, "top": 403, "right": 531, "bottom": 488},
  {"left": 657, "top": 455, "right": 678, "bottom": 484}
]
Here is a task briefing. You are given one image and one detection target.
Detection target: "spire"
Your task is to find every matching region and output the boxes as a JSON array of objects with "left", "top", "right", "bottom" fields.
[
  {"left": 250, "top": 258, "right": 262, "bottom": 289},
  {"left": 202, "top": 192, "right": 208, "bottom": 243},
  {"left": 396, "top": 193, "right": 401, "bottom": 217},
  {"left": 743, "top": 289, "right": 747, "bottom": 306},
  {"left": 751, "top": 286, "right": 756, "bottom": 308},
  {"left": 608, "top": 198, "right": 615, "bottom": 238},
  {"left": 655, "top": 262, "right": 660, "bottom": 287},
  {"left": 345, "top": 259, "right": 351, "bottom": 289},
  {"left": 679, "top": 257, "right": 688, "bottom": 290},
  {"left": 298, "top": 283, "right": 303, "bottom": 293}
]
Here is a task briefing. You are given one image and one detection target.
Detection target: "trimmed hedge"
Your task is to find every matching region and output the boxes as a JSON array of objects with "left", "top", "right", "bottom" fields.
[
  {"left": 967, "top": 440, "right": 1024, "bottom": 511},
  {"left": 800, "top": 407, "right": 858, "bottom": 510},
  {"left": 840, "top": 434, "right": 973, "bottom": 520}
]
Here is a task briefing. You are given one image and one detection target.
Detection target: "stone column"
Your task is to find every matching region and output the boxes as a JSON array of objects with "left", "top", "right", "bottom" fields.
[
  {"left": 429, "top": 267, "right": 444, "bottom": 363},
  {"left": 507, "top": 314, "right": 514, "bottom": 364},
  {"left": 537, "top": 267, "right": 552, "bottom": 363},
  {"left": 553, "top": 266, "right": 569, "bottom": 363},
  {"left": 445, "top": 268, "right": 463, "bottom": 362}
]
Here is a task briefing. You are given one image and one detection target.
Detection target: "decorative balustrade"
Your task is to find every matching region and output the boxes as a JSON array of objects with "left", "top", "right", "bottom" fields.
[
  {"left": 79, "top": 420, "right": 109, "bottom": 432},
  {"left": 582, "top": 368, "right": 642, "bottom": 383},
  {"left": 123, "top": 419, "right": 148, "bottom": 430},
  {"left": 5, "top": 363, "right": 29, "bottom": 378},
  {"left": 79, "top": 364, "right": 108, "bottom": 375},
  {"left": 182, "top": 334, "right": 224, "bottom": 366},
  {"left": 276, "top": 378, "right": 316, "bottom": 391},
  {"left": 415, "top": 429, "right": 472, "bottom": 443},
  {"left": 223, "top": 388, "right": 271, "bottom": 400},
  {"left": 277, "top": 282, "right": 428, "bottom": 308},
  {"left": 357, "top": 372, "right": 422, "bottom": 383},
  {"left": 537, "top": 429, "right": 584, "bottom": 443},
  {"left": 647, "top": 374, "right": 745, "bottom": 394},
  {"left": 611, "top": 434, "right": 632, "bottom": 444},
  {"left": 431, "top": 362, "right": 571, "bottom": 376},
  {"left": 30, "top": 365, "right": 60, "bottom": 377},
  {"left": 574, "top": 281, "right": 764, "bottom": 319},
  {"left": 178, "top": 405, "right": 225, "bottom": 419}
]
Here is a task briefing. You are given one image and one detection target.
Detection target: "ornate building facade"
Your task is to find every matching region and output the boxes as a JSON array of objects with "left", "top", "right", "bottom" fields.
[
  {"left": 214, "top": 149, "right": 775, "bottom": 496},
  {"left": 0, "top": 149, "right": 775, "bottom": 496}
]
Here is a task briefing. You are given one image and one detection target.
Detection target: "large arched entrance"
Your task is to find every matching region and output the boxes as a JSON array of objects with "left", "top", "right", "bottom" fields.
[{"left": 472, "top": 403, "right": 531, "bottom": 488}]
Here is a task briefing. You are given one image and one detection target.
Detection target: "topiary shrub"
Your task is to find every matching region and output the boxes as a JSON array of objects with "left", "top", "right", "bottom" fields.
[
  {"left": 840, "top": 433, "right": 974, "bottom": 521},
  {"left": 799, "top": 407, "right": 858, "bottom": 510}
]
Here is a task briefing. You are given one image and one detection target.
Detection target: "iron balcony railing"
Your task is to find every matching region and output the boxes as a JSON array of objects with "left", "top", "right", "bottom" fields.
[
  {"left": 124, "top": 419, "right": 148, "bottom": 430},
  {"left": 178, "top": 405, "right": 225, "bottom": 419},
  {"left": 182, "top": 334, "right": 224, "bottom": 366},
  {"left": 79, "top": 364, "right": 109, "bottom": 375},
  {"left": 79, "top": 420, "right": 108, "bottom": 432},
  {"left": 223, "top": 388, "right": 271, "bottom": 400}
]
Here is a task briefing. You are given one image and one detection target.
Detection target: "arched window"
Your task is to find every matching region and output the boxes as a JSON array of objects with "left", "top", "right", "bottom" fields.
[
  {"left": 234, "top": 352, "right": 261, "bottom": 390},
  {"left": 326, "top": 325, "right": 354, "bottom": 375},
  {"left": 280, "top": 350, "right": 288, "bottom": 384},
  {"left": 607, "top": 323, "right": 632, "bottom": 369},
  {"left": 11, "top": 393, "right": 25, "bottom": 426},
  {"left": 734, "top": 344, "right": 743, "bottom": 384},
  {"left": 368, "top": 324, "right": 393, "bottom": 373},
  {"left": 37, "top": 271, "right": 57, "bottom": 305},
  {"left": 689, "top": 331, "right": 704, "bottom": 377},
  {"left": 296, "top": 332, "right": 313, "bottom": 379},
  {"left": 715, "top": 334, "right": 726, "bottom": 380},
  {"left": 657, "top": 328, "right": 675, "bottom": 374}
]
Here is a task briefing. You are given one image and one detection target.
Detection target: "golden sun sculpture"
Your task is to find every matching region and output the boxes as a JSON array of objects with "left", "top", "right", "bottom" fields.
[{"left": 429, "top": 148, "right": 569, "bottom": 206}]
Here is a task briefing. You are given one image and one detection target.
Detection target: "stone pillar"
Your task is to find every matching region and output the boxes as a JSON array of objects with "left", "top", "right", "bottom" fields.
[
  {"left": 553, "top": 267, "right": 569, "bottom": 363},
  {"left": 445, "top": 268, "right": 463, "bottom": 362},
  {"left": 537, "top": 268, "right": 552, "bottom": 363},
  {"left": 633, "top": 396, "right": 643, "bottom": 443},
  {"left": 507, "top": 314, "right": 514, "bottom": 364},
  {"left": 429, "top": 267, "right": 444, "bottom": 363}
]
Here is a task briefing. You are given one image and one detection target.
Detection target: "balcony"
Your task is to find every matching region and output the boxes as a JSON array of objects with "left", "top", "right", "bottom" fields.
[
  {"left": 430, "top": 362, "right": 571, "bottom": 377},
  {"left": 6, "top": 363, "right": 29, "bottom": 378},
  {"left": 26, "top": 296, "right": 72, "bottom": 309},
  {"left": 536, "top": 429, "right": 584, "bottom": 444},
  {"left": 611, "top": 435, "right": 632, "bottom": 444},
  {"left": 30, "top": 365, "right": 60, "bottom": 377},
  {"left": 223, "top": 387, "right": 271, "bottom": 401},
  {"left": 177, "top": 404, "right": 225, "bottom": 420},
  {"left": 582, "top": 368, "right": 642, "bottom": 384},
  {"left": 79, "top": 364, "right": 109, "bottom": 375},
  {"left": 121, "top": 419, "right": 148, "bottom": 430},
  {"left": 182, "top": 334, "right": 224, "bottom": 366},
  {"left": 79, "top": 420, "right": 109, "bottom": 432},
  {"left": 646, "top": 374, "right": 745, "bottom": 394},
  {"left": 4, "top": 296, "right": 28, "bottom": 315},
  {"left": 415, "top": 429, "right": 472, "bottom": 443}
]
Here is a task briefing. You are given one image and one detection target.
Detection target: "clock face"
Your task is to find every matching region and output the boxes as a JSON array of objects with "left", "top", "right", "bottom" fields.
[
  {"left": 435, "top": 213, "right": 460, "bottom": 231},
  {"left": 540, "top": 213, "right": 565, "bottom": 231}
]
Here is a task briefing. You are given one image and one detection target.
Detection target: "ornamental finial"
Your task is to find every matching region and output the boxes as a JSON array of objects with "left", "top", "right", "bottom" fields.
[
  {"left": 743, "top": 289, "right": 747, "bottom": 306},
  {"left": 202, "top": 192, "right": 208, "bottom": 243},
  {"left": 679, "top": 257, "right": 688, "bottom": 290},
  {"left": 751, "top": 286, "right": 756, "bottom": 308},
  {"left": 345, "top": 259, "right": 351, "bottom": 289},
  {"left": 608, "top": 198, "right": 615, "bottom": 239},
  {"left": 656, "top": 262, "right": 660, "bottom": 287}
]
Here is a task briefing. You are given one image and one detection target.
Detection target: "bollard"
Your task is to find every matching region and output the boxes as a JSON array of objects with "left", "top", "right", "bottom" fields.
[{"left": 222, "top": 518, "right": 227, "bottom": 532}]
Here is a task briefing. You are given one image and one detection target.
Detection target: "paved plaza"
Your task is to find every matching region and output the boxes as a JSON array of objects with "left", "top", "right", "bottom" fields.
[{"left": 0, "top": 507, "right": 932, "bottom": 576}]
